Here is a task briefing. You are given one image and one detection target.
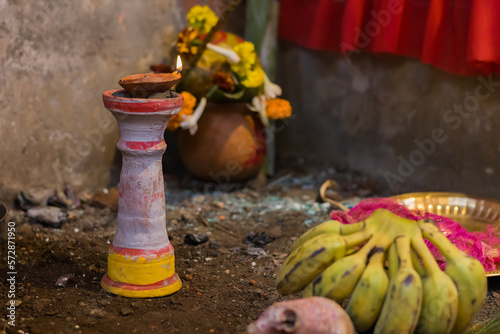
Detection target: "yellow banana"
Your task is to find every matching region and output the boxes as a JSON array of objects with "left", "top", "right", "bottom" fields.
[
  {"left": 418, "top": 219, "right": 487, "bottom": 334},
  {"left": 290, "top": 220, "right": 366, "bottom": 252},
  {"left": 303, "top": 234, "right": 390, "bottom": 302},
  {"left": 374, "top": 237, "right": 422, "bottom": 334},
  {"left": 276, "top": 230, "right": 371, "bottom": 295},
  {"left": 412, "top": 234, "right": 458, "bottom": 334},
  {"left": 345, "top": 250, "right": 389, "bottom": 332}
]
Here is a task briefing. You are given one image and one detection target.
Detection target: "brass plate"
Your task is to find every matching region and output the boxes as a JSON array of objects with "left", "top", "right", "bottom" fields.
[{"left": 392, "top": 192, "right": 500, "bottom": 277}]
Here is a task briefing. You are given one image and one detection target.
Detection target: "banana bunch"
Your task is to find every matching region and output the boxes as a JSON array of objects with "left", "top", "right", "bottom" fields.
[{"left": 276, "top": 209, "right": 487, "bottom": 334}]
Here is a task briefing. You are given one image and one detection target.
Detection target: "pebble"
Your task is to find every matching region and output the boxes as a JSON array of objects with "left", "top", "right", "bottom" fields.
[
  {"left": 246, "top": 246, "right": 267, "bottom": 258},
  {"left": 90, "top": 308, "right": 106, "bottom": 318},
  {"left": 18, "top": 187, "right": 54, "bottom": 209},
  {"left": 249, "top": 280, "right": 256, "bottom": 286},
  {"left": 93, "top": 187, "right": 119, "bottom": 211},
  {"left": 266, "top": 226, "right": 282, "bottom": 239},
  {"left": 184, "top": 233, "right": 209, "bottom": 246},
  {"left": 213, "top": 202, "right": 225, "bottom": 209},
  {"left": 31, "top": 298, "right": 51, "bottom": 314},
  {"left": 4, "top": 300, "right": 21, "bottom": 307},
  {"left": 27, "top": 207, "right": 67, "bottom": 227},
  {"left": 245, "top": 232, "right": 275, "bottom": 247},
  {"left": 121, "top": 306, "right": 133, "bottom": 316},
  {"left": 55, "top": 273, "right": 74, "bottom": 287}
]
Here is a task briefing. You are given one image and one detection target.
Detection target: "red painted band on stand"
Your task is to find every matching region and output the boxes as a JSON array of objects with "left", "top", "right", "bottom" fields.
[
  {"left": 102, "top": 89, "right": 184, "bottom": 113},
  {"left": 124, "top": 140, "right": 164, "bottom": 150},
  {"left": 102, "top": 274, "right": 179, "bottom": 291},
  {"left": 109, "top": 244, "right": 174, "bottom": 257}
]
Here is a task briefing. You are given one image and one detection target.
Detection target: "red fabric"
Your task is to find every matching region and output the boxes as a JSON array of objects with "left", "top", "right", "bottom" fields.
[{"left": 279, "top": 0, "right": 500, "bottom": 76}]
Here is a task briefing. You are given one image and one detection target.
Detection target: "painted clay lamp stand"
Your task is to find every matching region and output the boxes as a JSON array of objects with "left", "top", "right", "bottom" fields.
[{"left": 100, "top": 72, "right": 183, "bottom": 297}]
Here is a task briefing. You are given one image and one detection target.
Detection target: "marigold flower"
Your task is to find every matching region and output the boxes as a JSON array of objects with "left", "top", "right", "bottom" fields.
[
  {"left": 167, "top": 92, "right": 196, "bottom": 131},
  {"left": 181, "top": 91, "right": 197, "bottom": 109},
  {"left": 266, "top": 98, "right": 292, "bottom": 120},
  {"left": 213, "top": 72, "right": 235, "bottom": 93},
  {"left": 186, "top": 5, "right": 218, "bottom": 34},
  {"left": 177, "top": 27, "right": 201, "bottom": 56}
]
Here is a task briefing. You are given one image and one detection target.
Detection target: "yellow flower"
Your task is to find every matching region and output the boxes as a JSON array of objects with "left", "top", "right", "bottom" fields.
[
  {"left": 231, "top": 41, "right": 264, "bottom": 88},
  {"left": 241, "top": 67, "right": 264, "bottom": 88},
  {"left": 167, "top": 92, "right": 196, "bottom": 131},
  {"left": 233, "top": 42, "right": 257, "bottom": 66},
  {"left": 186, "top": 5, "right": 218, "bottom": 34},
  {"left": 266, "top": 98, "right": 292, "bottom": 120}
]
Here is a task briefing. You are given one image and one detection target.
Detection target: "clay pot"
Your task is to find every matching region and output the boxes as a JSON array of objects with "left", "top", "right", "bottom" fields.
[{"left": 179, "top": 102, "right": 266, "bottom": 182}]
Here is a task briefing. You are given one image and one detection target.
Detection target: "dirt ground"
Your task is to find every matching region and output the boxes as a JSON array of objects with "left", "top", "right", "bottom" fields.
[{"left": 1, "top": 171, "right": 499, "bottom": 334}]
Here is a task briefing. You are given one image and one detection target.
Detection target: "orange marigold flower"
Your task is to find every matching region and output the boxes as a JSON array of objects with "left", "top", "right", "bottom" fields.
[
  {"left": 167, "top": 92, "right": 196, "bottom": 131},
  {"left": 266, "top": 98, "right": 292, "bottom": 120},
  {"left": 181, "top": 91, "right": 197, "bottom": 109},
  {"left": 213, "top": 72, "right": 235, "bottom": 93},
  {"left": 177, "top": 27, "right": 201, "bottom": 56}
]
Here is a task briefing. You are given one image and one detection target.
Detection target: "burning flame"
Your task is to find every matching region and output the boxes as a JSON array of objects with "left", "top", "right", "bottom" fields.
[{"left": 176, "top": 55, "right": 183, "bottom": 73}]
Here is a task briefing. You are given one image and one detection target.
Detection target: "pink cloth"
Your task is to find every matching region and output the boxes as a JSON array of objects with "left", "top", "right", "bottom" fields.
[{"left": 330, "top": 198, "right": 497, "bottom": 271}]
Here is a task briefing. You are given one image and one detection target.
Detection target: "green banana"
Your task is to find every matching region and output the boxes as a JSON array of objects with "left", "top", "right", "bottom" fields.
[
  {"left": 418, "top": 219, "right": 487, "bottom": 334},
  {"left": 374, "top": 237, "right": 422, "bottom": 334},
  {"left": 345, "top": 250, "right": 389, "bottom": 332},
  {"left": 412, "top": 233, "right": 458, "bottom": 334},
  {"left": 290, "top": 220, "right": 366, "bottom": 252},
  {"left": 276, "top": 230, "right": 371, "bottom": 295}
]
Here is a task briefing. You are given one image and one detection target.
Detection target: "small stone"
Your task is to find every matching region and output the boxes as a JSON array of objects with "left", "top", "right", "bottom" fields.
[
  {"left": 18, "top": 187, "right": 54, "bottom": 209},
  {"left": 254, "top": 289, "right": 263, "bottom": 295},
  {"left": 184, "top": 233, "right": 209, "bottom": 246},
  {"left": 90, "top": 308, "right": 106, "bottom": 318},
  {"left": 245, "top": 232, "right": 275, "bottom": 247},
  {"left": 179, "top": 207, "right": 195, "bottom": 222},
  {"left": 99, "top": 299, "right": 109, "bottom": 306},
  {"left": 89, "top": 264, "right": 98, "bottom": 271},
  {"left": 32, "top": 298, "right": 51, "bottom": 314},
  {"left": 249, "top": 280, "right": 256, "bottom": 286},
  {"left": 185, "top": 274, "right": 193, "bottom": 281},
  {"left": 93, "top": 188, "right": 119, "bottom": 211},
  {"left": 246, "top": 246, "right": 267, "bottom": 258},
  {"left": 266, "top": 226, "right": 282, "bottom": 239},
  {"left": 493, "top": 292, "right": 500, "bottom": 298},
  {"left": 55, "top": 273, "right": 74, "bottom": 287},
  {"left": 121, "top": 306, "right": 133, "bottom": 316},
  {"left": 4, "top": 300, "right": 21, "bottom": 307},
  {"left": 27, "top": 207, "right": 67, "bottom": 227},
  {"left": 213, "top": 202, "right": 224, "bottom": 209}
]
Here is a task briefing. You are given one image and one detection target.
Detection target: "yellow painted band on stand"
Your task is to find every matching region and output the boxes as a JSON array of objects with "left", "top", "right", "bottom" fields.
[
  {"left": 107, "top": 252, "right": 175, "bottom": 285},
  {"left": 100, "top": 277, "right": 182, "bottom": 298}
]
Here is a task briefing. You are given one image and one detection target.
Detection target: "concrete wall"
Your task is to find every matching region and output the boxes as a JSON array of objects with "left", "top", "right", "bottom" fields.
[
  {"left": 0, "top": 0, "right": 183, "bottom": 202},
  {"left": 276, "top": 42, "right": 500, "bottom": 198}
]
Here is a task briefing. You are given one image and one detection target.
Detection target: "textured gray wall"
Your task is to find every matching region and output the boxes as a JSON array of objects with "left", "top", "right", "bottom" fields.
[
  {"left": 276, "top": 42, "right": 500, "bottom": 198},
  {"left": 0, "top": 0, "right": 183, "bottom": 201}
]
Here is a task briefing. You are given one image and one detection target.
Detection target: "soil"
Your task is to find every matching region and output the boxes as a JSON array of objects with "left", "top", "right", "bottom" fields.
[{"left": 1, "top": 171, "right": 499, "bottom": 334}]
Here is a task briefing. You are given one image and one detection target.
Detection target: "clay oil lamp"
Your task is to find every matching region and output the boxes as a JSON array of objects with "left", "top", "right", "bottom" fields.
[{"left": 100, "top": 57, "right": 184, "bottom": 297}]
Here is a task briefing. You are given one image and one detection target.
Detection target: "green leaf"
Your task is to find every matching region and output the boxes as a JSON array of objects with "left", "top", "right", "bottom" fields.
[{"left": 206, "top": 85, "right": 246, "bottom": 102}]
